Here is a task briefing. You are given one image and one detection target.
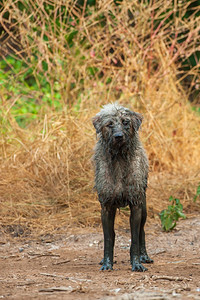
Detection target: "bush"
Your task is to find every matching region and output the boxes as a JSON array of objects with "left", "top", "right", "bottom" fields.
[{"left": 159, "top": 196, "right": 186, "bottom": 232}]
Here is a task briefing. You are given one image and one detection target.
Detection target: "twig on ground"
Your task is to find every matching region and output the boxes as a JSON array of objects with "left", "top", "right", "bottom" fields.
[
  {"left": 53, "top": 259, "right": 70, "bottom": 265},
  {"left": 39, "top": 286, "right": 73, "bottom": 293},
  {"left": 152, "top": 275, "right": 191, "bottom": 282}
]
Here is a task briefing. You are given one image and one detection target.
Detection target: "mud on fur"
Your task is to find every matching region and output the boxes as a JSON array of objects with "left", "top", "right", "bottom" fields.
[{"left": 92, "top": 103, "right": 153, "bottom": 272}]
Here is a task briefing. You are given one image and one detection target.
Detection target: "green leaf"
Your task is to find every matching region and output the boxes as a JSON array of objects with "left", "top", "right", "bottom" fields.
[
  {"left": 170, "top": 221, "right": 177, "bottom": 231},
  {"left": 164, "top": 216, "right": 173, "bottom": 231},
  {"left": 177, "top": 211, "right": 186, "bottom": 219},
  {"left": 175, "top": 198, "right": 180, "bottom": 205},
  {"left": 159, "top": 196, "right": 186, "bottom": 231},
  {"left": 193, "top": 184, "right": 200, "bottom": 202}
]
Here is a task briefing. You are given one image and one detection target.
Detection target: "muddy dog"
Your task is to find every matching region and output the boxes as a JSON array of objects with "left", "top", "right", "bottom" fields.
[{"left": 92, "top": 103, "right": 153, "bottom": 272}]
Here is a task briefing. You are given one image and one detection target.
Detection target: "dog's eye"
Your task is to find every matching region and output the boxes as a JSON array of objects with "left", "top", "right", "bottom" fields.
[
  {"left": 107, "top": 122, "right": 114, "bottom": 128},
  {"left": 122, "top": 120, "right": 130, "bottom": 126}
]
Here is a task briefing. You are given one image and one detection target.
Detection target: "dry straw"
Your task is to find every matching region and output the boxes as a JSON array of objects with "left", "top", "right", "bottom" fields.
[{"left": 0, "top": 0, "right": 200, "bottom": 233}]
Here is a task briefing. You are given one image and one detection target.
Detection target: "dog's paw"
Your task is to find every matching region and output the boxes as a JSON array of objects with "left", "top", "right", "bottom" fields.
[
  {"left": 132, "top": 262, "right": 147, "bottom": 272},
  {"left": 140, "top": 254, "right": 154, "bottom": 264},
  {"left": 100, "top": 258, "right": 113, "bottom": 271},
  {"left": 99, "top": 258, "right": 104, "bottom": 265},
  {"left": 100, "top": 263, "right": 113, "bottom": 271},
  {"left": 131, "top": 256, "right": 148, "bottom": 272}
]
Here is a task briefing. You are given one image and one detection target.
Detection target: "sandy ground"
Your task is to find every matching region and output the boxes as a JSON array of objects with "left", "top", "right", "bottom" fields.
[{"left": 0, "top": 215, "right": 200, "bottom": 300}]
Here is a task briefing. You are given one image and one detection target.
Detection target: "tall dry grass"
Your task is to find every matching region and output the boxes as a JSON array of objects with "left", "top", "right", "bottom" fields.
[{"left": 0, "top": 0, "right": 200, "bottom": 232}]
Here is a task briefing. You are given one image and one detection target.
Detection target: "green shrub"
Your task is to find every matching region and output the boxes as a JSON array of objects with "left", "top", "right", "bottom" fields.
[
  {"left": 159, "top": 196, "right": 186, "bottom": 231},
  {"left": 0, "top": 56, "right": 62, "bottom": 128}
]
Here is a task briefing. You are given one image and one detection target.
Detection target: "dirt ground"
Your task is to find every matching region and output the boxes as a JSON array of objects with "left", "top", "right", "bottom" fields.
[{"left": 0, "top": 214, "right": 200, "bottom": 300}]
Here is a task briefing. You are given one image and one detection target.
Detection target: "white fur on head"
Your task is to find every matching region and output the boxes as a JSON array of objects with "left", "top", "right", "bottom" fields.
[{"left": 92, "top": 103, "right": 143, "bottom": 133}]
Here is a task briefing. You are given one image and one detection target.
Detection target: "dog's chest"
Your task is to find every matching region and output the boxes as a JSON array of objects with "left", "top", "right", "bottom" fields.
[{"left": 111, "top": 156, "right": 142, "bottom": 190}]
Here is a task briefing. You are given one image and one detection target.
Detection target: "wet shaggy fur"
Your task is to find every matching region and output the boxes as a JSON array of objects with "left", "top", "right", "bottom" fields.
[
  {"left": 93, "top": 103, "right": 148, "bottom": 207},
  {"left": 92, "top": 103, "right": 153, "bottom": 272}
]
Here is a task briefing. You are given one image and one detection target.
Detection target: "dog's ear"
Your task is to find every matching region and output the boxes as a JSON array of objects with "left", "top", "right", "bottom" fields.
[
  {"left": 134, "top": 112, "right": 143, "bottom": 130},
  {"left": 130, "top": 111, "right": 143, "bottom": 131},
  {"left": 92, "top": 114, "right": 101, "bottom": 134}
]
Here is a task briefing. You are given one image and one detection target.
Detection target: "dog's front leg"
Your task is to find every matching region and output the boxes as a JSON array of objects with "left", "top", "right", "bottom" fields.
[
  {"left": 100, "top": 205, "right": 116, "bottom": 270},
  {"left": 129, "top": 203, "right": 147, "bottom": 272}
]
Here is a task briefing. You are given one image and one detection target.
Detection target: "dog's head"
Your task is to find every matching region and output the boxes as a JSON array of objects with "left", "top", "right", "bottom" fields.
[{"left": 92, "top": 103, "right": 143, "bottom": 148}]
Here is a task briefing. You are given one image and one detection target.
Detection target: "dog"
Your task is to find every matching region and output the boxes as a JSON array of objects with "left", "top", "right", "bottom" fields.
[{"left": 92, "top": 103, "right": 153, "bottom": 271}]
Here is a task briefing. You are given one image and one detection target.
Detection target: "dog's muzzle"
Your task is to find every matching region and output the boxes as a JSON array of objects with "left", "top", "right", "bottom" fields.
[{"left": 113, "top": 132, "right": 125, "bottom": 145}]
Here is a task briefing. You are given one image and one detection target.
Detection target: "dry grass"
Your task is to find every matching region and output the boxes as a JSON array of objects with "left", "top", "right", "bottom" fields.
[{"left": 0, "top": 0, "right": 200, "bottom": 234}]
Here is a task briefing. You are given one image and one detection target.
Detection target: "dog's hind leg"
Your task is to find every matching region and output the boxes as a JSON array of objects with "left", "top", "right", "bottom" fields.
[
  {"left": 130, "top": 203, "right": 147, "bottom": 272},
  {"left": 139, "top": 196, "right": 154, "bottom": 264}
]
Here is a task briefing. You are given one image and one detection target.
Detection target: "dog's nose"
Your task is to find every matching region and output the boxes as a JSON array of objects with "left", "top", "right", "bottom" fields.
[{"left": 113, "top": 132, "right": 124, "bottom": 140}]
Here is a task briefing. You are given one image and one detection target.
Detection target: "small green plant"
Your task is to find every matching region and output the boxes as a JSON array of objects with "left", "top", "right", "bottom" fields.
[
  {"left": 159, "top": 196, "right": 186, "bottom": 232},
  {"left": 193, "top": 184, "right": 200, "bottom": 202}
]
